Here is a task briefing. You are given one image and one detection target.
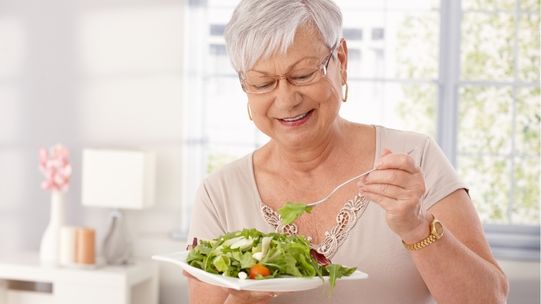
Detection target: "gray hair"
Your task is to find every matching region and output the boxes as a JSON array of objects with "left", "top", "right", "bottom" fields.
[{"left": 224, "top": 0, "right": 343, "bottom": 73}]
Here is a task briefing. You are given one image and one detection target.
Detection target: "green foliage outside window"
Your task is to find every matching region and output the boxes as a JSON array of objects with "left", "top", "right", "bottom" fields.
[{"left": 396, "top": 1, "right": 539, "bottom": 224}]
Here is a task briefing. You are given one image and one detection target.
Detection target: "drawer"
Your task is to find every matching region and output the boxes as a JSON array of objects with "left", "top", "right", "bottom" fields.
[{"left": 5, "top": 290, "right": 53, "bottom": 304}]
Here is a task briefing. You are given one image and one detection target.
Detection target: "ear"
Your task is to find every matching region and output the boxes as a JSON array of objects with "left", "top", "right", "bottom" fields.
[{"left": 336, "top": 38, "right": 348, "bottom": 85}]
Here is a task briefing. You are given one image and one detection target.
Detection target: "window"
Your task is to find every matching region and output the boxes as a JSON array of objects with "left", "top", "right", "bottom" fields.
[
  {"left": 181, "top": 0, "right": 540, "bottom": 259},
  {"left": 458, "top": 0, "right": 540, "bottom": 226}
]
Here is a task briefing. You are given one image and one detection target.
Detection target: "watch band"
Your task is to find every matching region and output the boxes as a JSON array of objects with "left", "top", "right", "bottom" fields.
[{"left": 402, "top": 216, "right": 444, "bottom": 251}]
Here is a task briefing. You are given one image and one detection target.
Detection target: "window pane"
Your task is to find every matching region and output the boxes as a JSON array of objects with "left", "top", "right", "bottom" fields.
[
  {"left": 342, "top": 81, "right": 436, "bottom": 137},
  {"left": 518, "top": 12, "right": 540, "bottom": 82},
  {"left": 393, "top": 83, "right": 437, "bottom": 137},
  {"left": 520, "top": 0, "right": 541, "bottom": 11},
  {"left": 207, "top": 144, "right": 256, "bottom": 173},
  {"left": 513, "top": 156, "right": 540, "bottom": 224},
  {"left": 462, "top": 0, "right": 515, "bottom": 10},
  {"left": 383, "top": 0, "right": 440, "bottom": 10},
  {"left": 390, "top": 12, "right": 439, "bottom": 79},
  {"left": 208, "top": 43, "right": 232, "bottom": 72},
  {"left": 343, "top": 11, "right": 438, "bottom": 79},
  {"left": 336, "top": 0, "right": 439, "bottom": 11},
  {"left": 461, "top": 12, "right": 515, "bottom": 80},
  {"left": 342, "top": 11, "right": 386, "bottom": 78},
  {"left": 516, "top": 87, "right": 541, "bottom": 155},
  {"left": 458, "top": 155, "right": 511, "bottom": 224},
  {"left": 458, "top": 86, "right": 513, "bottom": 154},
  {"left": 206, "top": 76, "right": 267, "bottom": 146}
]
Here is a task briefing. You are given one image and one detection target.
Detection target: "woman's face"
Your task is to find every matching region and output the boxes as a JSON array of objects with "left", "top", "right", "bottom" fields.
[{"left": 246, "top": 26, "right": 348, "bottom": 150}]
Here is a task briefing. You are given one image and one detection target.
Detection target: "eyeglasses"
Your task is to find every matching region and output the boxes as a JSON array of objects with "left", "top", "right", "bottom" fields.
[{"left": 239, "top": 48, "right": 335, "bottom": 95}]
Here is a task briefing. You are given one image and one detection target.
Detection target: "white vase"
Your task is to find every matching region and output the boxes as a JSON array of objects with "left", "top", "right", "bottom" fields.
[{"left": 39, "top": 190, "right": 65, "bottom": 266}]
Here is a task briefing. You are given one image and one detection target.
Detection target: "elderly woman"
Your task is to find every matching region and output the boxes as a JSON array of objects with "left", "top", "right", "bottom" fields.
[{"left": 186, "top": 0, "right": 509, "bottom": 303}]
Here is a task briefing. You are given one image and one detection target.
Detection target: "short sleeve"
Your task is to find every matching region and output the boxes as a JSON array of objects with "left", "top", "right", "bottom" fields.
[
  {"left": 419, "top": 136, "right": 468, "bottom": 210},
  {"left": 186, "top": 180, "right": 226, "bottom": 248}
]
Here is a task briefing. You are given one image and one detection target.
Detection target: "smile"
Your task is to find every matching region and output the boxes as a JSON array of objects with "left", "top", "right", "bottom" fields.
[
  {"left": 280, "top": 110, "right": 312, "bottom": 122},
  {"left": 278, "top": 110, "right": 314, "bottom": 126}
]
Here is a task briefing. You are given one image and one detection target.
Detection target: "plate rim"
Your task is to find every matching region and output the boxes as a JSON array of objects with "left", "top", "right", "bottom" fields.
[{"left": 152, "top": 251, "right": 368, "bottom": 292}]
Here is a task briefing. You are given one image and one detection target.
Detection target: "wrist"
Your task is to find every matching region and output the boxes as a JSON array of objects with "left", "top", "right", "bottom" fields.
[
  {"left": 402, "top": 214, "right": 444, "bottom": 251},
  {"left": 400, "top": 215, "right": 431, "bottom": 244}
]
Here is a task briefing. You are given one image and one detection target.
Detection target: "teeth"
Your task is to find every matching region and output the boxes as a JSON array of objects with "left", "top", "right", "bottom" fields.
[{"left": 282, "top": 112, "right": 308, "bottom": 122}]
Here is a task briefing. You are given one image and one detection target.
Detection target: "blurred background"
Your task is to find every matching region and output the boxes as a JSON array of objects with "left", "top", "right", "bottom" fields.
[{"left": 0, "top": 0, "right": 539, "bottom": 303}]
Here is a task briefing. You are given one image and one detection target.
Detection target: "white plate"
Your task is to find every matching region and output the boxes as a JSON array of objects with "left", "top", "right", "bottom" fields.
[{"left": 152, "top": 251, "right": 368, "bottom": 292}]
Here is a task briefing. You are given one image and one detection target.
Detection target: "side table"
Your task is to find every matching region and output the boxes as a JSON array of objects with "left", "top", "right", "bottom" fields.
[{"left": 0, "top": 253, "right": 158, "bottom": 304}]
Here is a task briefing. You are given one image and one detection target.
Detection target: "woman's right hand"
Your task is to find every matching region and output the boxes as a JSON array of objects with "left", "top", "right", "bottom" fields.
[{"left": 184, "top": 271, "right": 278, "bottom": 304}]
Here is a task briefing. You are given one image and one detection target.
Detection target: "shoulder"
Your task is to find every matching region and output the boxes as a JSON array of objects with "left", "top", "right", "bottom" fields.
[
  {"left": 375, "top": 125, "right": 454, "bottom": 172},
  {"left": 376, "top": 125, "right": 431, "bottom": 154}
]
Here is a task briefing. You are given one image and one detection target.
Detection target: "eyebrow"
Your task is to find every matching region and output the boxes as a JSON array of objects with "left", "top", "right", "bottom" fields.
[{"left": 250, "top": 55, "right": 324, "bottom": 75}]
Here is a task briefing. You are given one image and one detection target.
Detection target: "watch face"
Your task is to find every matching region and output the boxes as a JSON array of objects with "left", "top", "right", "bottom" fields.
[{"left": 433, "top": 220, "right": 444, "bottom": 237}]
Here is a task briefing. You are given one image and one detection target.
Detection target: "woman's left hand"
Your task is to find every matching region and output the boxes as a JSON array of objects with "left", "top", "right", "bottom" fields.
[{"left": 358, "top": 149, "right": 430, "bottom": 242}]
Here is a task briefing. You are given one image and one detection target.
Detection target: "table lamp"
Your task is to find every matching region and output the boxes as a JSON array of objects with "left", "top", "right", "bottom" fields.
[{"left": 81, "top": 149, "right": 155, "bottom": 265}]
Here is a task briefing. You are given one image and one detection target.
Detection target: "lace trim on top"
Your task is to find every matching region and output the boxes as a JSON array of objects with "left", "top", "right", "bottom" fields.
[{"left": 259, "top": 193, "right": 370, "bottom": 259}]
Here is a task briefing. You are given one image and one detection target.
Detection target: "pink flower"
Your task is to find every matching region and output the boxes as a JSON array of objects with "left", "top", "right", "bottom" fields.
[{"left": 39, "top": 144, "right": 72, "bottom": 193}]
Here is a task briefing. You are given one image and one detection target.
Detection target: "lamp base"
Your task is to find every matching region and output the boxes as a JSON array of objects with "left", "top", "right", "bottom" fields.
[{"left": 102, "top": 209, "right": 133, "bottom": 265}]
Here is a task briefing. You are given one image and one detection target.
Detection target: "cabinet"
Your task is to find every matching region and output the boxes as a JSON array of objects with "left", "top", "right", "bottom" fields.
[{"left": 0, "top": 253, "right": 158, "bottom": 304}]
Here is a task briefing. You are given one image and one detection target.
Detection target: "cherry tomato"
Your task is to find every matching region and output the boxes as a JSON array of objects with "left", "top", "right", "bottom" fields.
[{"left": 249, "top": 263, "right": 271, "bottom": 279}]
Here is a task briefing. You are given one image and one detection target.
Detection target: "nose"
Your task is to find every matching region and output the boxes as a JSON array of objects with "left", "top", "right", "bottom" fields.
[{"left": 273, "top": 76, "right": 302, "bottom": 109}]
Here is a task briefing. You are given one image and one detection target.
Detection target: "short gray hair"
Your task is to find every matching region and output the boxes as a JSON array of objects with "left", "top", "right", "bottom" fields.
[{"left": 224, "top": 0, "right": 343, "bottom": 73}]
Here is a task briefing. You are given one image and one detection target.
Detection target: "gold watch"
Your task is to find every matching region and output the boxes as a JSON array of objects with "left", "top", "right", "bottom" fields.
[{"left": 402, "top": 215, "right": 444, "bottom": 251}]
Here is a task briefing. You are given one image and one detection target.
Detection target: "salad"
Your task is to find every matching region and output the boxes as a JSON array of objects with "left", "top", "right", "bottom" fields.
[{"left": 187, "top": 228, "right": 357, "bottom": 288}]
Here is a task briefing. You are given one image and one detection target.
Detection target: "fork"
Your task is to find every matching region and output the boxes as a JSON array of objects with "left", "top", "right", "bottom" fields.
[{"left": 306, "top": 147, "right": 417, "bottom": 207}]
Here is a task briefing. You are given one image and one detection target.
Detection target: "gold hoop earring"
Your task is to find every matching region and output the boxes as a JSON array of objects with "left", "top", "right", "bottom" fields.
[
  {"left": 247, "top": 103, "right": 253, "bottom": 120},
  {"left": 341, "top": 83, "right": 349, "bottom": 102}
]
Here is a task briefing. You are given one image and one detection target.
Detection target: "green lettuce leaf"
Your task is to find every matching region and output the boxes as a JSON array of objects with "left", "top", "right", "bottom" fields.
[{"left": 278, "top": 202, "right": 313, "bottom": 225}]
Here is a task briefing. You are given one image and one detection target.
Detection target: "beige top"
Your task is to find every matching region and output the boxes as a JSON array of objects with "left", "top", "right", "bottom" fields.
[{"left": 187, "top": 126, "right": 467, "bottom": 304}]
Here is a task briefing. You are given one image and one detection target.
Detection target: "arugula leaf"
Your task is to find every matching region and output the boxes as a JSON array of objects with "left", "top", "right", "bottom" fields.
[
  {"left": 278, "top": 202, "right": 313, "bottom": 225},
  {"left": 325, "top": 264, "right": 358, "bottom": 288}
]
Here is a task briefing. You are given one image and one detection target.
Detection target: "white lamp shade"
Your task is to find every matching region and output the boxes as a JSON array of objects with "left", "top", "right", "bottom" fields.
[{"left": 81, "top": 149, "right": 155, "bottom": 209}]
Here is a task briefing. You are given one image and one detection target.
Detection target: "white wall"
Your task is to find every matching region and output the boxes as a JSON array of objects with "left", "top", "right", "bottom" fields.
[
  {"left": 500, "top": 260, "right": 540, "bottom": 304},
  {"left": 0, "top": 0, "right": 188, "bottom": 303}
]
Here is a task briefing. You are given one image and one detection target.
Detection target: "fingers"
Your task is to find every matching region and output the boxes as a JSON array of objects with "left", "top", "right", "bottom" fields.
[
  {"left": 357, "top": 149, "right": 428, "bottom": 238},
  {"left": 375, "top": 149, "right": 418, "bottom": 174},
  {"left": 359, "top": 189, "right": 403, "bottom": 210},
  {"left": 381, "top": 148, "right": 393, "bottom": 157},
  {"left": 360, "top": 148, "right": 425, "bottom": 198},
  {"left": 360, "top": 182, "right": 409, "bottom": 202},
  {"left": 183, "top": 270, "right": 197, "bottom": 280},
  {"left": 185, "top": 270, "right": 280, "bottom": 304},
  {"left": 361, "top": 169, "right": 410, "bottom": 189},
  {"left": 226, "top": 289, "right": 280, "bottom": 304}
]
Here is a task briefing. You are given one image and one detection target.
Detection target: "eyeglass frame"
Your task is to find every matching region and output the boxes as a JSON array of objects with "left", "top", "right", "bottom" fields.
[{"left": 238, "top": 45, "right": 337, "bottom": 95}]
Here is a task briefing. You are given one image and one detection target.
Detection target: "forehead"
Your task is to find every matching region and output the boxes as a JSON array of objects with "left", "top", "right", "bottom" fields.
[{"left": 251, "top": 26, "right": 328, "bottom": 72}]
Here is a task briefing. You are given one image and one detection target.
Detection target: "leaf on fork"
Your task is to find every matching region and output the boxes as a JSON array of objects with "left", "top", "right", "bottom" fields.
[{"left": 278, "top": 202, "right": 313, "bottom": 225}]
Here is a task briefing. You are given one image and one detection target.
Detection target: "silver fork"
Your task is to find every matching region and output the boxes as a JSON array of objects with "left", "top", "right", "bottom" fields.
[{"left": 306, "top": 147, "right": 417, "bottom": 207}]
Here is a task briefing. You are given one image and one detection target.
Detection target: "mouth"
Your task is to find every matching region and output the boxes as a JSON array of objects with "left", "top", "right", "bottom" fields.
[{"left": 278, "top": 110, "right": 314, "bottom": 126}]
